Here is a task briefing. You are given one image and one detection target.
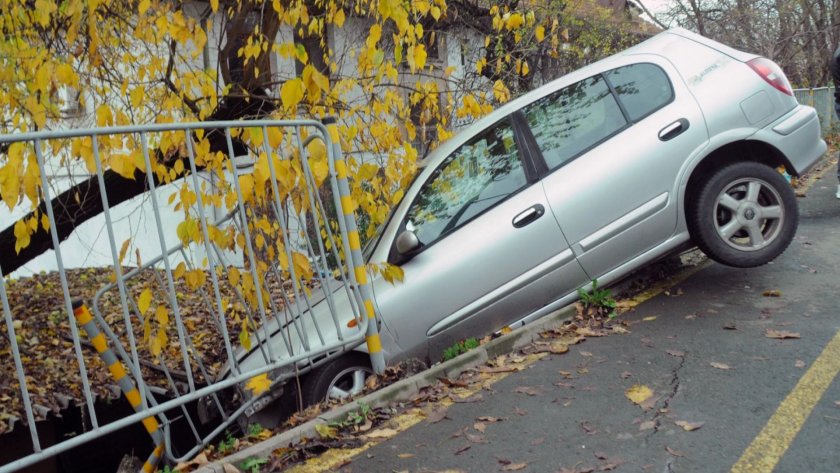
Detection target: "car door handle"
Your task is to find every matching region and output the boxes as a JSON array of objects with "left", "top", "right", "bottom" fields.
[
  {"left": 658, "top": 118, "right": 689, "bottom": 141},
  {"left": 512, "top": 204, "right": 545, "bottom": 228}
]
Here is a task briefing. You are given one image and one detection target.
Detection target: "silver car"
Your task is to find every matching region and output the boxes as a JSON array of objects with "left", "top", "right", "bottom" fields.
[{"left": 233, "top": 27, "right": 826, "bottom": 414}]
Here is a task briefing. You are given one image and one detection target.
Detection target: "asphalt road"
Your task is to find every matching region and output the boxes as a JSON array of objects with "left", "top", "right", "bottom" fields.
[{"left": 332, "top": 168, "right": 840, "bottom": 473}]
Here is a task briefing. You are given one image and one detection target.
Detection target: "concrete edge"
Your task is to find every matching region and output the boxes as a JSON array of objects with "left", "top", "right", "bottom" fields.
[{"left": 194, "top": 305, "right": 576, "bottom": 473}]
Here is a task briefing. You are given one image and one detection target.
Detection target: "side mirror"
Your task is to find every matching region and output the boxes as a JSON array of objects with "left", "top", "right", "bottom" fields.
[{"left": 395, "top": 230, "right": 420, "bottom": 255}]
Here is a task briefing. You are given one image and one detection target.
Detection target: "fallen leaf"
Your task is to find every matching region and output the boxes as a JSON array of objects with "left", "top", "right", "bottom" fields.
[
  {"left": 440, "top": 377, "right": 469, "bottom": 388},
  {"left": 675, "top": 420, "right": 705, "bottom": 431},
  {"left": 532, "top": 342, "right": 569, "bottom": 355},
  {"left": 515, "top": 406, "right": 528, "bottom": 416},
  {"left": 221, "top": 463, "right": 239, "bottom": 473},
  {"left": 620, "top": 371, "right": 632, "bottom": 379},
  {"left": 450, "top": 393, "right": 484, "bottom": 403},
  {"left": 557, "top": 465, "right": 595, "bottom": 473},
  {"left": 642, "top": 316, "right": 658, "bottom": 322},
  {"left": 514, "top": 386, "right": 542, "bottom": 396},
  {"left": 454, "top": 444, "right": 471, "bottom": 455},
  {"left": 450, "top": 426, "right": 468, "bottom": 438},
  {"left": 639, "top": 420, "right": 656, "bottom": 431},
  {"left": 555, "top": 381, "right": 574, "bottom": 388},
  {"left": 710, "top": 362, "right": 731, "bottom": 370},
  {"left": 611, "top": 325, "right": 630, "bottom": 334},
  {"left": 174, "top": 453, "right": 209, "bottom": 471},
  {"left": 559, "top": 370, "right": 575, "bottom": 379},
  {"left": 478, "top": 365, "right": 521, "bottom": 374},
  {"left": 477, "top": 416, "right": 505, "bottom": 423},
  {"left": 762, "top": 290, "right": 782, "bottom": 297},
  {"left": 580, "top": 420, "right": 598, "bottom": 435},
  {"left": 315, "top": 423, "right": 338, "bottom": 439},
  {"left": 366, "top": 428, "right": 399, "bottom": 439},
  {"left": 397, "top": 453, "right": 415, "bottom": 459},
  {"left": 501, "top": 463, "right": 528, "bottom": 471},
  {"left": 466, "top": 432, "right": 487, "bottom": 444},
  {"left": 722, "top": 323, "right": 737, "bottom": 330},
  {"left": 580, "top": 351, "right": 593, "bottom": 357},
  {"left": 665, "top": 349, "right": 685, "bottom": 357},
  {"left": 245, "top": 373, "right": 272, "bottom": 396},
  {"left": 795, "top": 360, "right": 806, "bottom": 368},
  {"left": 424, "top": 406, "right": 449, "bottom": 424},
  {"left": 474, "top": 422, "right": 486, "bottom": 433},
  {"left": 666, "top": 446, "right": 686, "bottom": 457},
  {"left": 625, "top": 384, "right": 654, "bottom": 405},
  {"left": 365, "top": 375, "right": 381, "bottom": 390},
  {"left": 765, "top": 329, "right": 801, "bottom": 339},
  {"left": 576, "top": 326, "right": 605, "bottom": 337}
]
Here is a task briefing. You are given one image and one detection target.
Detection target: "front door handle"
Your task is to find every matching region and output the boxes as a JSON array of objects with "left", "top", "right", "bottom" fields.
[
  {"left": 512, "top": 204, "right": 545, "bottom": 228},
  {"left": 659, "top": 118, "right": 690, "bottom": 141}
]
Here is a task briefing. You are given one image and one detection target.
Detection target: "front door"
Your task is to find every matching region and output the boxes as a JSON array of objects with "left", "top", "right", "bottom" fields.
[{"left": 374, "top": 117, "right": 589, "bottom": 361}]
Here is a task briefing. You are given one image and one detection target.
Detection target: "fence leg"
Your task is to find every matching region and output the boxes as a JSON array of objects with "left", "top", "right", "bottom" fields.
[
  {"left": 324, "top": 118, "right": 386, "bottom": 374},
  {"left": 71, "top": 300, "right": 165, "bottom": 472}
]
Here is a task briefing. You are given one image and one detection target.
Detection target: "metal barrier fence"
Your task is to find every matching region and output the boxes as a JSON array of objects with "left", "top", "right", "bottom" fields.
[
  {"left": 0, "top": 119, "right": 383, "bottom": 472},
  {"left": 794, "top": 86, "right": 837, "bottom": 134}
]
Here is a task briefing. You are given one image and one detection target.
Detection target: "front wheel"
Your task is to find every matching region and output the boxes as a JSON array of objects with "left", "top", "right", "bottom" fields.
[
  {"left": 300, "top": 352, "right": 373, "bottom": 406},
  {"left": 688, "top": 161, "right": 798, "bottom": 268}
]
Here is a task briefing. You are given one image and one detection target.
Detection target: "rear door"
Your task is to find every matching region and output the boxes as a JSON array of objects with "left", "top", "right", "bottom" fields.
[{"left": 527, "top": 57, "right": 709, "bottom": 279}]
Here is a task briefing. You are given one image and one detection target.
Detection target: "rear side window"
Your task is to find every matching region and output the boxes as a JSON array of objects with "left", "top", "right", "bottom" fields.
[
  {"left": 524, "top": 75, "right": 626, "bottom": 170},
  {"left": 606, "top": 63, "right": 674, "bottom": 122}
]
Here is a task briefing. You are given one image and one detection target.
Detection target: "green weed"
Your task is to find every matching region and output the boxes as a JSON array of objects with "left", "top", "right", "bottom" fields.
[
  {"left": 577, "top": 279, "right": 617, "bottom": 320},
  {"left": 442, "top": 337, "right": 480, "bottom": 361}
]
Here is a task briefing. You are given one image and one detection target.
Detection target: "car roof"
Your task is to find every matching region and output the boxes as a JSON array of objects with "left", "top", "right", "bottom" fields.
[{"left": 417, "top": 28, "right": 750, "bottom": 171}]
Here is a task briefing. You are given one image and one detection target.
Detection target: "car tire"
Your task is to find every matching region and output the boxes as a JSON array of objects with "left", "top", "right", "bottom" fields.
[
  {"left": 300, "top": 352, "right": 373, "bottom": 406},
  {"left": 688, "top": 161, "right": 798, "bottom": 268}
]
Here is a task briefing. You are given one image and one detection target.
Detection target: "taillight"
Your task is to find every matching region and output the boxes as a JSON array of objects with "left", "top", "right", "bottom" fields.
[{"left": 747, "top": 57, "right": 793, "bottom": 96}]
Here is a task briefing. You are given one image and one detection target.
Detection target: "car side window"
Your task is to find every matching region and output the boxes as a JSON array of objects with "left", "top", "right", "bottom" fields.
[
  {"left": 405, "top": 119, "right": 527, "bottom": 246},
  {"left": 523, "top": 75, "right": 626, "bottom": 170},
  {"left": 606, "top": 63, "right": 674, "bottom": 122}
]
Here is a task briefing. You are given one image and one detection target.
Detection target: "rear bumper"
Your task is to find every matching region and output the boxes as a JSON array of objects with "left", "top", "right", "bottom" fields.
[{"left": 751, "top": 105, "right": 827, "bottom": 176}]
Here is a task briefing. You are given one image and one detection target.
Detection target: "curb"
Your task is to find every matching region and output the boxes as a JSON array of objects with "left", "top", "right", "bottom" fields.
[{"left": 194, "top": 305, "right": 576, "bottom": 473}]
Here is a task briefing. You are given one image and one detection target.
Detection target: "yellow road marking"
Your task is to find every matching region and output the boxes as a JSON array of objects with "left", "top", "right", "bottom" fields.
[{"left": 731, "top": 329, "right": 840, "bottom": 472}]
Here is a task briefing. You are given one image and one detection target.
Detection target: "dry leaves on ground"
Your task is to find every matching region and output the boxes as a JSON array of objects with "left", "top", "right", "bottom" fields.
[
  {"left": 514, "top": 386, "right": 543, "bottom": 396},
  {"left": 765, "top": 329, "right": 801, "bottom": 339},
  {"left": 625, "top": 384, "right": 653, "bottom": 406},
  {"left": 710, "top": 362, "right": 731, "bottom": 370},
  {"left": 675, "top": 420, "right": 705, "bottom": 431}
]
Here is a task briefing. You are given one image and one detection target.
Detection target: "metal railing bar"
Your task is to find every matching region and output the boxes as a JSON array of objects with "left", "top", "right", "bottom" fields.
[
  {"left": 0, "top": 120, "right": 331, "bottom": 145},
  {"left": 0, "top": 270, "right": 41, "bottom": 452},
  {"left": 33, "top": 138, "right": 101, "bottom": 429},
  {"left": 139, "top": 131, "right": 196, "bottom": 393},
  {"left": 258, "top": 130, "right": 315, "bottom": 354},
  {"left": 91, "top": 134, "right": 148, "bottom": 407},
  {"left": 223, "top": 128, "right": 275, "bottom": 364},
  {"left": 292, "top": 130, "right": 345, "bottom": 341},
  {"left": 184, "top": 133, "right": 242, "bottom": 378}
]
